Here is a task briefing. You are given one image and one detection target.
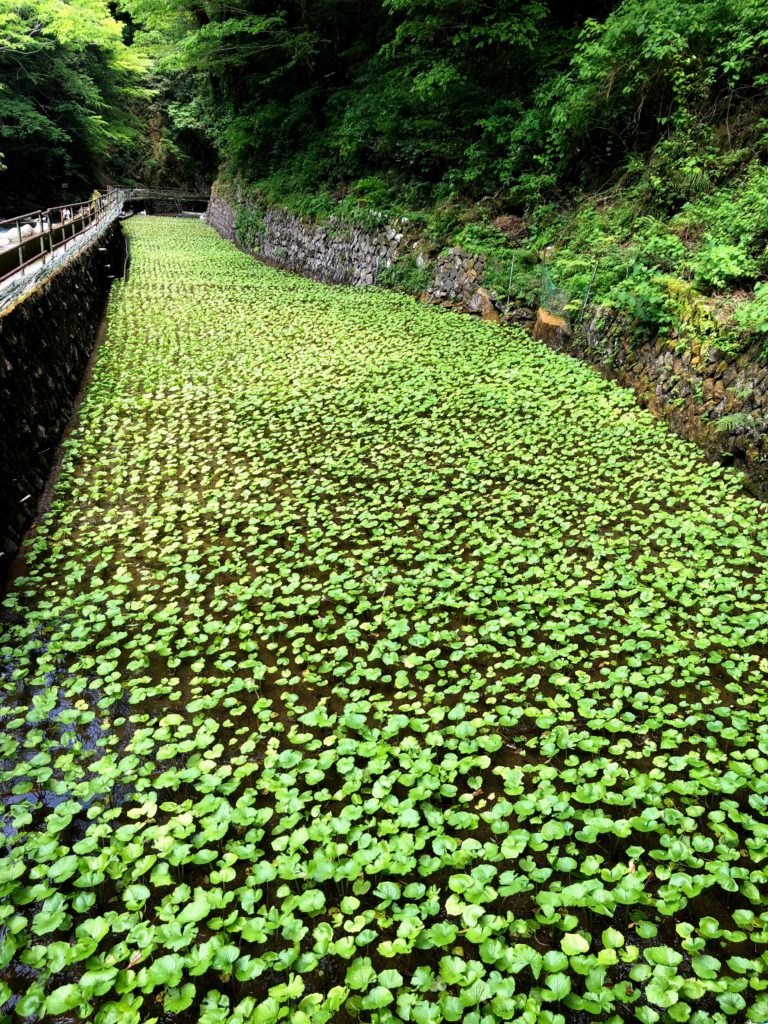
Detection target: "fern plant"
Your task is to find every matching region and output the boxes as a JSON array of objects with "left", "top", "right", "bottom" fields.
[{"left": 715, "top": 411, "right": 758, "bottom": 433}]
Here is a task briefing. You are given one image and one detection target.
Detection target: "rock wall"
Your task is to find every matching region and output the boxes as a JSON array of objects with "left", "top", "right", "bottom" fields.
[
  {"left": 204, "top": 189, "right": 237, "bottom": 244},
  {"left": 206, "top": 186, "right": 501, "bottom": 316},
  {"left": 206, "top": 187, "right": 411, "bottom": 286},
  {"left": 427, "top": 248, "right": 501, "bottom": 321},
  {"left": 0, "top": 221, "right": 125, "bottom": 575},
  {"left": 535, "top": 306, "right": 768, "bottom": 497},
  {"left": 207, "top": 184, "right": 767, "bottom": 497}
]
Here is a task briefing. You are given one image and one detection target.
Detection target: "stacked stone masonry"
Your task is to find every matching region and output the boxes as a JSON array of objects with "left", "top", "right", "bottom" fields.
[
  {"left": 206, "top": 188, "right": 410, "bottom": 287},
  {"left": 535, "top": 307, "right": 768, "bottom": 498},
  {"left": 205, "top": 187, "right": 497, "bottom": 311},
  {"left": 207, "top": 185, "right": 767, "bottom": 498},
  {"left": 0, "top": 222, "right": 125, "bottom": 576}
]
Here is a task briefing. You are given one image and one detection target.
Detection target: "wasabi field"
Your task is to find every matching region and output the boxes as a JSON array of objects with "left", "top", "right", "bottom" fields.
[{"left": 3, "top": 216, "right": 768, "bottom": 1024}]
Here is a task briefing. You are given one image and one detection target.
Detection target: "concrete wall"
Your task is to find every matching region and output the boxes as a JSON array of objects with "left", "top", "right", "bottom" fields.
[
  {"left": 0, "top": 222, "right": 125, "bottom": 574},
  {"left": 124, "top": 198, "right": 207, "bottom": 216}
]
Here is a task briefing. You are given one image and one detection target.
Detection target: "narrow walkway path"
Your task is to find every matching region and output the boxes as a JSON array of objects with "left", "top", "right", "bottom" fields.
[{"left": 2, "top": 218, "right": 768, "bottom": 1022}]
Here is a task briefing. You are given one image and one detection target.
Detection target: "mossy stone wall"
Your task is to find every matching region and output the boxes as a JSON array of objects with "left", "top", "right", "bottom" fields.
[{"left": 0, "top": 222, "right": 125, "bottom": 575}]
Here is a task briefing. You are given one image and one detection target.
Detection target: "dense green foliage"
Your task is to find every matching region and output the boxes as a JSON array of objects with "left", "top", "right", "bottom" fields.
[
  {"left": 3, "top": 218, "right": 768, "bottom": 1023},
  {"left": 118, "top": 0, "right": 768, "bottom": 205},
  {"left": 0, "top": 0, "right": 147, "bottom": 211},
  {"left": 5, "top": 0, "right": 767, "bottom": 338},
  {"left": 118, "top": 0, "right": 553, "bottom": 197},
  {"left": 0, "top": 0, "right": 218, "bottom": 212},
  {"left": 111, "top": 0, "right": 768, "bottom": 344},
  {"left": 468, "top": 159, "right": 768, "bottom": 351}
]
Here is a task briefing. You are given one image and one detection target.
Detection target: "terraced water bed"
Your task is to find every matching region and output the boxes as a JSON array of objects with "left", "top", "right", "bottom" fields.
[{"left": 2, "top": 217, "right": 768, "bottom": 1024}]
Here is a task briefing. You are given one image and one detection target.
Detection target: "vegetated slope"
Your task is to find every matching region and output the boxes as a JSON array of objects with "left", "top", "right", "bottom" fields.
[
  {"left": 123, "top": 0, "right": 768, "bottom": 359},
  {"left": 2, "top": 218, "right": 768, "bottom": 1023}
]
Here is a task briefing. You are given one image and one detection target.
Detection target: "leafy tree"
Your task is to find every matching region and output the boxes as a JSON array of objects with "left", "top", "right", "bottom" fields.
[
  {"left": 8, "top": 0, "right": 767, "bottom": 221},
  {"left": 0, "top": 0, "right": 148, "bottom": 211},
  {"left": 513, "top": 0, "right": 768, "bottom": 204}
]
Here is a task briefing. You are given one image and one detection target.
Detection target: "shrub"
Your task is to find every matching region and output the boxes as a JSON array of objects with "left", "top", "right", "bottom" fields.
[
  {"left": 376, "top": 252, "right": 433, "bottom": 293},
  {"left": 736, "top": 282, "right": 768, "bottom": 336},
  {"left": 692, "top": 237, "right": 756, "bottom": 290}
]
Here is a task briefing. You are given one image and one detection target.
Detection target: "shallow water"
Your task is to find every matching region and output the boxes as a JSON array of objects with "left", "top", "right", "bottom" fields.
[{"left": 1, "top": 217, "right": 768, "bottom": 1023}]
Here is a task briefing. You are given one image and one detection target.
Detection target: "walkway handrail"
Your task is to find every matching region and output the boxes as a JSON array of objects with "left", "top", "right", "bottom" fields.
[
  {"left": 0, "top": 188, "right": 125, "bottom": 286},
  {"left": 123, "top": 187, "right": 210, "bottom": 201},
  {"left": 0, "top": 186, "right": 212, "bottom": 298}
]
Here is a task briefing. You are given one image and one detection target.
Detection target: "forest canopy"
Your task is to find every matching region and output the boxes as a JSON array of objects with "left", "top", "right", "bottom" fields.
[
  {"left": 0, "top": 0, "right": 146, "bottom": 209},
  {"left": 2, "top": 0, "right": 768, "bottom": 218},
  {"left": 117, "top": 0, "right": 768, "bottom": 209}
]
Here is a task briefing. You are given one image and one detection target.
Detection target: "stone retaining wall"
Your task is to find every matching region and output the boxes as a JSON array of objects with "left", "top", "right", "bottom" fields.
[
  {"left": 206, "top": 187, "right": 411, "bottom": 286},
  {"left": 535, "top": 306, "right": 768, "bottom": 497},
  {"left": 0, "top": 221, "right": 125, "bottom": 575},
  {"left": 206, "top": 186, "right": 498, "bottom": 315},
  {"left": 207, "top": 183, "right": 767, "bottom": 497}
]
